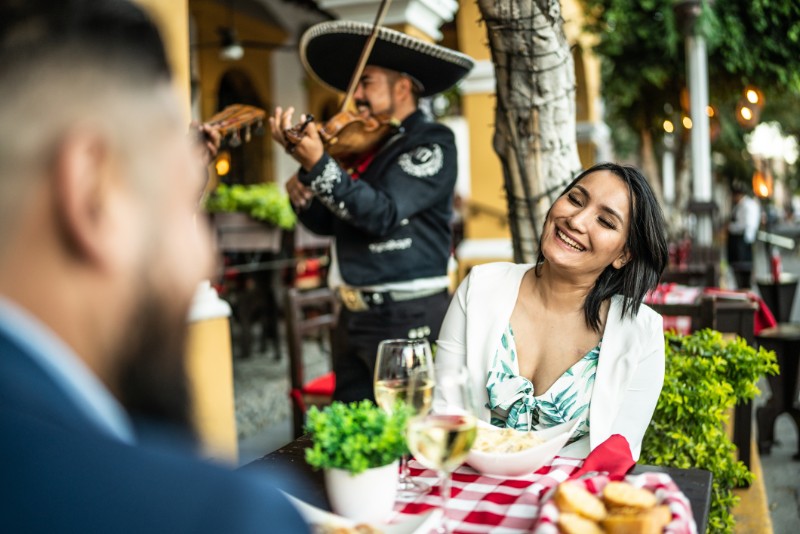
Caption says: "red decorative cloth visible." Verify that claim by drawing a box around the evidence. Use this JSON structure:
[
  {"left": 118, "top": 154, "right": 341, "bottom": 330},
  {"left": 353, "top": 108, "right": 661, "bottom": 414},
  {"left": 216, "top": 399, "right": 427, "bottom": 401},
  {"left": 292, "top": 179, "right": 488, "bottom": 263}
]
[{"left": 568, "top": 434, "right": 635, "bottom": 481}]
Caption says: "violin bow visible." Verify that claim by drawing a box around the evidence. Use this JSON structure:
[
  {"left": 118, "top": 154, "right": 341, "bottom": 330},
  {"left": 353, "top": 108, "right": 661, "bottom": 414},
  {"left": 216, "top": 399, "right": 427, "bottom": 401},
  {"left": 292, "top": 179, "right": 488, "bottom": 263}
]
[{"left": 339, "top": 0, "right": 393, "bottom": 112}]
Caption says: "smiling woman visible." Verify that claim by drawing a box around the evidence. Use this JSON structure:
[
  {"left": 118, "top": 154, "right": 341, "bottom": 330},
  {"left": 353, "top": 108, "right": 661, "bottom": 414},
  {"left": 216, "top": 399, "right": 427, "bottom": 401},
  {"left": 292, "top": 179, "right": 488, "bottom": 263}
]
[{"left": 436, "top": 163, "right": 669, "bottom": 461}]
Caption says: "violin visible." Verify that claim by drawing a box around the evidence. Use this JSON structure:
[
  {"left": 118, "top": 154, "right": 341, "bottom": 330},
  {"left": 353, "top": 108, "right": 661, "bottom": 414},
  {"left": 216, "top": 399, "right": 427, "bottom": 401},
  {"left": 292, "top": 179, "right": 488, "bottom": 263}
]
[
  {"left": 282, "top": 0, "right": 399, "bottom": 168},
  {"left": 284, "top": 110, "right": 400, "bottom": 168}
]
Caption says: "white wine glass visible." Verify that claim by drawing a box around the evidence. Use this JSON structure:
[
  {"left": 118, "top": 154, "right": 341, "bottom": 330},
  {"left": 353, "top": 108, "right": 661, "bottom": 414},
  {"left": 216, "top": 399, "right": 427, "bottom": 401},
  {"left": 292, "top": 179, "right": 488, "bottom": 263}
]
[
  {"left": 374, "top": 339, "right": 435, "bottom": 496},
  {"left": 406, "top": 365, "right": 477, "bottom": 534}
]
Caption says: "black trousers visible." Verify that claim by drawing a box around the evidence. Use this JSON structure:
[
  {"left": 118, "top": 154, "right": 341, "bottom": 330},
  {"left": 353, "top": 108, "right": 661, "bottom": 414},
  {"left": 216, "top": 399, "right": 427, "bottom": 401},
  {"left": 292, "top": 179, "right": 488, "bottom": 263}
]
[
  {"left": 727, "top": 233, "right": 753, "bottom": 289},
  {"left": 331, "top": 290, "right": 451, "bottom": 404}
]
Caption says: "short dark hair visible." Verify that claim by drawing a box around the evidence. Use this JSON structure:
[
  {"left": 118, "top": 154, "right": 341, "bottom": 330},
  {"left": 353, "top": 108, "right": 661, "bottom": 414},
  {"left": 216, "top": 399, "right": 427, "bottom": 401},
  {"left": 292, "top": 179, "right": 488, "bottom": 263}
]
[
  {"left": 535, "top": 162, "right": 668, "bottom": 331},
  {"left": 0, "top": 0, "right": 169, "bottom": 82}
]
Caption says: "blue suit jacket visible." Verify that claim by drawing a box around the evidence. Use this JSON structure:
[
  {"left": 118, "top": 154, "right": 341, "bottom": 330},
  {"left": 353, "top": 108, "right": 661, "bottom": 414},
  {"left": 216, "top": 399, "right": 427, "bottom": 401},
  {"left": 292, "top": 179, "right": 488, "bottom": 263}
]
[{"left": 0, "top": 331, "right": 310, "bottom": 533}]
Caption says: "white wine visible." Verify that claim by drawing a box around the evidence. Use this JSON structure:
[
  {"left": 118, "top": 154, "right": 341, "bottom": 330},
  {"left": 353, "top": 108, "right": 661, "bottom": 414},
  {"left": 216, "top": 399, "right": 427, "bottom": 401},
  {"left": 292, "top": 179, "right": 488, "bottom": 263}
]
[
  {"left": 374, "top": 378, "right": 434, "bottom": 415},
  {"left": 407, "top": 414, "right": 477, "bottom": 472}
]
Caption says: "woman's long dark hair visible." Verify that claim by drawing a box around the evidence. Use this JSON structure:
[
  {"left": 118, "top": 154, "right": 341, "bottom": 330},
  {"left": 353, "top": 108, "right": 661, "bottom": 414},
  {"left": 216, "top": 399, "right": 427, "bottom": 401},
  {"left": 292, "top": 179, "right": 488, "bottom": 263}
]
[{"left": 535, "top": 163, "right": 668, "bottom": 331}]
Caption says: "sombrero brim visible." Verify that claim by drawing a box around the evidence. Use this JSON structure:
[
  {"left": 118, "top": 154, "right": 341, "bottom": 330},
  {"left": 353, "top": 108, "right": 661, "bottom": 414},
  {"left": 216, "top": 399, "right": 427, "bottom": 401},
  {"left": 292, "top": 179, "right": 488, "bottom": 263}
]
[{"left": 300, "top": 21, "right": 475, "bottom": 98}]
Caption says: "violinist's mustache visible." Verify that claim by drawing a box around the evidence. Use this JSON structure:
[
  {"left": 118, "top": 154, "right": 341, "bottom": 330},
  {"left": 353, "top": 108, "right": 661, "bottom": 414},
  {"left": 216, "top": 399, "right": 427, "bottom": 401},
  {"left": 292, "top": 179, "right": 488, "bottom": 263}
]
[{"left": 355, "top": 100, "right": 371, "bottom": 111}]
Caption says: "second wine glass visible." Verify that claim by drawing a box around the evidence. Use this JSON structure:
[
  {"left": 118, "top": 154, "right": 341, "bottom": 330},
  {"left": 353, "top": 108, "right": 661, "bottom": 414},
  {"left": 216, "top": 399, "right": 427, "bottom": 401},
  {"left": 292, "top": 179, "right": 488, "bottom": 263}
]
[{"left": 374, "top": 338, "right": 435, "bottom": 496}]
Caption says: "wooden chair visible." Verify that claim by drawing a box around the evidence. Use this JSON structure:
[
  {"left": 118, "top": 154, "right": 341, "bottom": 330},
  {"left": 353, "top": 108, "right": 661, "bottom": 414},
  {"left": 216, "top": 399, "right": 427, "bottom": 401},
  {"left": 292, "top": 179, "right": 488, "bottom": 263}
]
[{"left": 285, "top": 287, "right": 339, "bottom": 438}]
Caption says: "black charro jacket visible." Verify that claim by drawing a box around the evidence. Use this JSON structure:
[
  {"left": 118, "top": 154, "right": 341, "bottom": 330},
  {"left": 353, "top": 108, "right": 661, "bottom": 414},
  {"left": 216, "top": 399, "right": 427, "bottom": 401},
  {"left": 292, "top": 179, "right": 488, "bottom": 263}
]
[{"left": 296, "top": 110, "right": 456, "bottom": 287}]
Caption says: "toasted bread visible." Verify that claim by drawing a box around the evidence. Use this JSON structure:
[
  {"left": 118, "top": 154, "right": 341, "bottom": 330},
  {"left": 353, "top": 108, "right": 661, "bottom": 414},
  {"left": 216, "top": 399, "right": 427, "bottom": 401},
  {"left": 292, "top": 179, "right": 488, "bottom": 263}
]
[
  {"left": 558, "top": 512, "right": 605, "bottom": 534},
  {"left": 603, "top": 481, "right": 658, "bottom": 510},
  {"left": 602, "top": 505, "right": 671, "bottom": 534},
  {"left": 554, "top": 482, "right": 608, "bottom": 522}
]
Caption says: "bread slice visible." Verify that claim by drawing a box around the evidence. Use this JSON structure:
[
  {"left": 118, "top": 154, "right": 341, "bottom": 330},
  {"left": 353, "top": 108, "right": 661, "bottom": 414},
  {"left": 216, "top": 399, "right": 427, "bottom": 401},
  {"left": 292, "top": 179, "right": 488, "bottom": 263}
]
[
  {"left": 558, "top": 512, "right": 604, "bottom": 534},
  {"left": 554, "top": 482, "right": 608, "bottom": 522},
  {"left": 602, "top": 481, "right": 658, "bottom": 510},
  {"left": 602, "top": 505, "right": 672, "bottom": 534}
]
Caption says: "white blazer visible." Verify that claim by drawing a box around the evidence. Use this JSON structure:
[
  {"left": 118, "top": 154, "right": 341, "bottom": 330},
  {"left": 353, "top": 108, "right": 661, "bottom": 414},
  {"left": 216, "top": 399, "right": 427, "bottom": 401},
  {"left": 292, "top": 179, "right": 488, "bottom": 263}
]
[{"left": 436, "top": 262, "right": 665, "bottom": 460}]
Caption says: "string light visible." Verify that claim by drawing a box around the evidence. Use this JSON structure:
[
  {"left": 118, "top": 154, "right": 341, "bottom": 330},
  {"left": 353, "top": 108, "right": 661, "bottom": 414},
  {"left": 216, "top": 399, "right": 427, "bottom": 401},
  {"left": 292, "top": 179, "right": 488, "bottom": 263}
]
[
  {"left": 682, "top": 116, "right": 693, "bottom": 129},
  {"left": 663, "top": 120, "right": 675, "bottom": 134},
  {"left": 215, "top": 150, "right": 231, "bottom": 176}
]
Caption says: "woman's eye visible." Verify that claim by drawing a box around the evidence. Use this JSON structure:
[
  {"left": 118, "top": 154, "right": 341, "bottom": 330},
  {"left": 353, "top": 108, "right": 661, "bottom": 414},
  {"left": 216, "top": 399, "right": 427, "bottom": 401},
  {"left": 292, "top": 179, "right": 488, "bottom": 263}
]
[
  {"left": 567, "top": 193, "right": 581, "bottom": 206},
  {"left": 599, "top": 218, "right": 616, "bottom": 229}
]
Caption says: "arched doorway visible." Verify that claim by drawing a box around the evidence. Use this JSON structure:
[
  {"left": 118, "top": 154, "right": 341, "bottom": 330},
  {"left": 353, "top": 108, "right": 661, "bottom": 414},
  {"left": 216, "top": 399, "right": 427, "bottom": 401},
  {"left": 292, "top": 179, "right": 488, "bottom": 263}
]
[{"left": 217, "top": 69, "right": 266, "bottom": 185}]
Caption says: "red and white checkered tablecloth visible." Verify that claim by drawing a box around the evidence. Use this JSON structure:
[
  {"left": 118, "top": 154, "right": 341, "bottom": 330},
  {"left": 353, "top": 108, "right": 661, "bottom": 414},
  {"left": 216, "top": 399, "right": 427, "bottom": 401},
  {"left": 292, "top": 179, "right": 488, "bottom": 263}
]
[
  {"left": 645, "top": 283, "right": 703, "bottom": 335},
  {"left": 388, "top": 457, "right": 696, "bottom": 534},
  {"left": 388, "top": 456, "right": 582, "bottom": 533}
]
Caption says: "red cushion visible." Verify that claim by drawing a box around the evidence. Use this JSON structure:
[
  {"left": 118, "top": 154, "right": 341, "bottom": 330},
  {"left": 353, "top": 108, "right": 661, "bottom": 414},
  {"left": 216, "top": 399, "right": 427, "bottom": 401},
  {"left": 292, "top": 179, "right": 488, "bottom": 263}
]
[{"left": 302, "top": 372, "right": 335, "bottom": 396}]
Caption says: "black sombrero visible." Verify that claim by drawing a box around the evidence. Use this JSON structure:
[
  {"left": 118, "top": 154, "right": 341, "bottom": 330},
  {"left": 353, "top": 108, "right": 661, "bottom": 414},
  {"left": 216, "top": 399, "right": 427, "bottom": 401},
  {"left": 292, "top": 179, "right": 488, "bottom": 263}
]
[{"left": 300, "top": 21, "right": 475, "bottom": 98}]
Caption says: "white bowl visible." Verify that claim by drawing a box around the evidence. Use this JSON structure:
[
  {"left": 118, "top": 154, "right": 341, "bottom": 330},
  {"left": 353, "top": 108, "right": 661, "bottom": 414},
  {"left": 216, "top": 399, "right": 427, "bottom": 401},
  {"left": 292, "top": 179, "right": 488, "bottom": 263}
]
[{"left": 466, "top": 418, "right": 581, "bottom": 477}]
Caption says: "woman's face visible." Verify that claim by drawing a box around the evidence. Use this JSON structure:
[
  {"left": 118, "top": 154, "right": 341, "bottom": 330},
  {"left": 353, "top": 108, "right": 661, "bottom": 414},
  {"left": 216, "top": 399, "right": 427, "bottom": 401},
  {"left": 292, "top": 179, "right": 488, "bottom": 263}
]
[{"left": 540, "top": 170, "right": 632, "bottom": 278}]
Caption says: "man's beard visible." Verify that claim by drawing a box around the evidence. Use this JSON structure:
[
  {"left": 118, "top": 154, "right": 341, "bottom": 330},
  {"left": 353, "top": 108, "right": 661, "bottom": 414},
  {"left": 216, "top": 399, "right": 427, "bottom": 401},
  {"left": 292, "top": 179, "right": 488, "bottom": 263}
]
[{"left": 115, "top": 285, "right": 195, "bottom": 436}]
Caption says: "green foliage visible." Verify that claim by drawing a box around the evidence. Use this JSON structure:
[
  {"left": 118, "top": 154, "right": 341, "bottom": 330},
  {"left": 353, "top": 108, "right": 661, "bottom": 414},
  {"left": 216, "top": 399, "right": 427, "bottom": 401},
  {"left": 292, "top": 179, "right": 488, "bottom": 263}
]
[
  {"left": 582, "top": 0, "right": 800, "bottom": 172},
  {"left": 641, "top": 330, "right": 779, "bottom": 533},
  {"left": 204, "top": 183, "right": 296, "bottom": 230},
  {"left": 305, "top": 400, "right": 409, "bottom": 475}
]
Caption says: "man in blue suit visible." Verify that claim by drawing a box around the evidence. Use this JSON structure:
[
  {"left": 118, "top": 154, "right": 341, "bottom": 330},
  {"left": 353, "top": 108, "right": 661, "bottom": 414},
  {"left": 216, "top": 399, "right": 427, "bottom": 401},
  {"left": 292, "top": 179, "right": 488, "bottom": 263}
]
[{"left": 0, "top": 1, "right": 309, "bottom": 532}]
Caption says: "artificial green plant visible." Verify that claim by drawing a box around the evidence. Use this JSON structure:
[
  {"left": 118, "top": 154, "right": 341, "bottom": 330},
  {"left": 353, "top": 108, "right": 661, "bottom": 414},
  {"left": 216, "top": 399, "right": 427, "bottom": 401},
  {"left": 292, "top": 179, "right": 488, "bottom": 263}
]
[{"left": 305, "top": 400, "right": 409, "bottom": 475}]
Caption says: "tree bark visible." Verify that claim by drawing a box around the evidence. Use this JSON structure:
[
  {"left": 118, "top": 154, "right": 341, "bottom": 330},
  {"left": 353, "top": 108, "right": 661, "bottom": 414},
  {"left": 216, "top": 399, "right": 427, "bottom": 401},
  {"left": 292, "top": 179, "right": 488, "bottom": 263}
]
[
  {"left": 476, "top": 0, "right": 582, "bottom": 263},
  {"left": 638, "top": 127, "right": 664, "bottom": 205}
]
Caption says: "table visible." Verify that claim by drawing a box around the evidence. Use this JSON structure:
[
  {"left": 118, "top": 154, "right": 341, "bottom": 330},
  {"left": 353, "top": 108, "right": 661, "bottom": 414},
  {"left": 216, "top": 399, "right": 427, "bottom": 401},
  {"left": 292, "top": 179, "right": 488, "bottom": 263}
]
[
  {"left": 246, "top": 436, "right": 713, "bottom": 533},
  {"left": 756, "top": 323, "right": 800, "bottom": 459}
]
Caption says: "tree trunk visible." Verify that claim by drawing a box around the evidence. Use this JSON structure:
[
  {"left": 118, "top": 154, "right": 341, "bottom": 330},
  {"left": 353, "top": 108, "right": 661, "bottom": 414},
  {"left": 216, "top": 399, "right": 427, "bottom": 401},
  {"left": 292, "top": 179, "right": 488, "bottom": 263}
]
[
  {"left": 639, "top": 127, "right": 664, "bottom": 205},
  {"left": 476, "top": 0, "right": 582, "bottom": 263}
]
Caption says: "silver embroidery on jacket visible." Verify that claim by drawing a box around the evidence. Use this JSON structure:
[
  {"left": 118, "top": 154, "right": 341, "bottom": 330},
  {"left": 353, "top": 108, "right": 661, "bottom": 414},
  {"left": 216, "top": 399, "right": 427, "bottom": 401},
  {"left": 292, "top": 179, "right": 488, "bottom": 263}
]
[
  {"left": 398, "top": 144, "right": 443, "bottom": 178},
  {"left": 368, "top": 238, "right": 413, "bottom": 254},
  {"left": 311, "top": 158, "right": 352, "bottom": 220}
]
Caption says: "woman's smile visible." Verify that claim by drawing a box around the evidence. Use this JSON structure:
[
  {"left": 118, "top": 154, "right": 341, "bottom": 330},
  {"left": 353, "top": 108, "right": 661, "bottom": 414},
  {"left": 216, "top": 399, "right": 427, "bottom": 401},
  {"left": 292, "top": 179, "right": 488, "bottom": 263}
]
[{"left": 555, "top": 227, "right": 586, "bottom": 252}]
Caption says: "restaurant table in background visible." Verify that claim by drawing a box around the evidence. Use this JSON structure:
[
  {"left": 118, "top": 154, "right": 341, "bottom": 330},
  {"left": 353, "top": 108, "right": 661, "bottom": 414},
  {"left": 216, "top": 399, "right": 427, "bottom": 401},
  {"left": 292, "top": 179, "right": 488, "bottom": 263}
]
[{"left": 245, "top": 436, "right": 712, "bottom": 533}]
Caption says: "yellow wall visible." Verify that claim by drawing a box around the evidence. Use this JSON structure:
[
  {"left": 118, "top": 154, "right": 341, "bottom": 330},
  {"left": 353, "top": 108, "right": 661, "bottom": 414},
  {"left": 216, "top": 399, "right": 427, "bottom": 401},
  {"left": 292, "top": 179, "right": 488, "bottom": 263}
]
[{"left": 134, "top": 0, "right": 191, "bottom": 121}]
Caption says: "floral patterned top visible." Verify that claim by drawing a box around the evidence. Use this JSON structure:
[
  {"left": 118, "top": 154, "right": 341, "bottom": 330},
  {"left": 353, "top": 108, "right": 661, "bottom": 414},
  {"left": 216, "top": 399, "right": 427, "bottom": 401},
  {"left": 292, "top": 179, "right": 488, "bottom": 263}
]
[{"left": 486, "top": 324, "right": 600, "bottom": 445}]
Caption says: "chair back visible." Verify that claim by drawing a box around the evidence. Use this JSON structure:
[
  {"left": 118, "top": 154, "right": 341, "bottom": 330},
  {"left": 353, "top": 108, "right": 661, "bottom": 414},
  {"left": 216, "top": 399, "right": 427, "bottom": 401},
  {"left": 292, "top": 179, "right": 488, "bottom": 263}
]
[{"left": 285, "top": 287, "right": 339, "bottom": 437}]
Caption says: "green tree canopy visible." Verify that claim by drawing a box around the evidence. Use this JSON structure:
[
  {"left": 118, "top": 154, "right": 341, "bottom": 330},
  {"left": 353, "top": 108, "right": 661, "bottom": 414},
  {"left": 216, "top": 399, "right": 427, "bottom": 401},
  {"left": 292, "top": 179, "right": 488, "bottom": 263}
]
[{"left": 582, "top": 0, "right": 800, "bottom": 194}]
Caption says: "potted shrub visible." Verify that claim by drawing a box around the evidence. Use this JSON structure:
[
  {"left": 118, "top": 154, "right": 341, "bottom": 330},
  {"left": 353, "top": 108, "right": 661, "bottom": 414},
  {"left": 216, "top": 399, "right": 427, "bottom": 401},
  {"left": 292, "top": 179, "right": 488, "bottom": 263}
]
[
  {"left": 204, "top": 183, "right": 295, "bottom": 251},
  {"left": 640, "top": 329, "right": 778, "bottom": 533},
  {"left": 305, "top": 400, "right": 409, "bottom": 523}
]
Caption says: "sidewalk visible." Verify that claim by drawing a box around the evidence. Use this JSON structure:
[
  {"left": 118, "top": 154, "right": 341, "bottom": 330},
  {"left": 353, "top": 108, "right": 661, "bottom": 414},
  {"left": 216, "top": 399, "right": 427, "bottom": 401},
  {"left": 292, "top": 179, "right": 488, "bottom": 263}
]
[{"left": 754, "top": 245, "right": 800, "bottom": 533}]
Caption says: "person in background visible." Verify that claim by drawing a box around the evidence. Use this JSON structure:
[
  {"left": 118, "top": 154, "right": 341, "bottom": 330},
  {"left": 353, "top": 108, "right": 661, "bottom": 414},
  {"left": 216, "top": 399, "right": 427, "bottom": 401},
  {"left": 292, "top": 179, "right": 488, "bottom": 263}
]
[
  {"left": 270, "top": 21, "right": 474, "bottom": 403},
  {"left": 436, "top": 163, "right": 669, "bottom": 461},
  {"left": 727, "top": 182, "right": 761, "bottom": 289},
  {"left": 0, "top": 1, "right": 308, "bottom": 531}
]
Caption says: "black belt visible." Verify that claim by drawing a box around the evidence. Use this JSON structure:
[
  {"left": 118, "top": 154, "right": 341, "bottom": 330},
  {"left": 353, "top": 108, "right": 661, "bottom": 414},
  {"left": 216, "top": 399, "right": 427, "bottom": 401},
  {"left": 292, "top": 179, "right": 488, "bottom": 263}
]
[{"left": 336, "top": 286, "right": 445, "bottom": 312}]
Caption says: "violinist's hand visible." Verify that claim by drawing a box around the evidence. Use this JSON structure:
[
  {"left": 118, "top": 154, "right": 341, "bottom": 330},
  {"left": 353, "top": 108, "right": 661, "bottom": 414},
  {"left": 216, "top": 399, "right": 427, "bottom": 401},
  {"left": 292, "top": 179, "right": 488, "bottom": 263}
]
[
  {"left": 269, "top": 106, "right": 324, "bottom": 171},
  {"left": 190, "top": 121, "right": 223, "bottom": 166},
  {"left": 286, "top": 173, "right": 313, "bottom": 210}
]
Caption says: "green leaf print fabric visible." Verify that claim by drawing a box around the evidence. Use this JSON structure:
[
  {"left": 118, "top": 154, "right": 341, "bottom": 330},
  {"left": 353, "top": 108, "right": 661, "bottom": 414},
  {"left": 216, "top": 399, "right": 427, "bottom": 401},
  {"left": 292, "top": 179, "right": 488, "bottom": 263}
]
[{"left": 486, "top": 324, "right": 599, "bottom": 445}]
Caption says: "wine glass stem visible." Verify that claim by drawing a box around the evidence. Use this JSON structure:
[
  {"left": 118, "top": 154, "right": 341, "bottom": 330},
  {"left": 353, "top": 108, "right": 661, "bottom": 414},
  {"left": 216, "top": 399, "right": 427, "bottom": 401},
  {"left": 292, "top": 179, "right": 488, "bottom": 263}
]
[
  {"left": 438, "top": 470, "right": 452, "bottom": 534},
  {"left": 399, "top": 454, "right": 410, "bottom": 481}
]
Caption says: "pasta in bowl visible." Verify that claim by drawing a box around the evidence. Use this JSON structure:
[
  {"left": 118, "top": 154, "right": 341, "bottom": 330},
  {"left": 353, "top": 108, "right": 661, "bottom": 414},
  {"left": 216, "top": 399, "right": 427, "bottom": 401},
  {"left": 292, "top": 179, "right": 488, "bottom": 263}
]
[{"left": 466, "top": 418, "right": 581, "bottom": 477}]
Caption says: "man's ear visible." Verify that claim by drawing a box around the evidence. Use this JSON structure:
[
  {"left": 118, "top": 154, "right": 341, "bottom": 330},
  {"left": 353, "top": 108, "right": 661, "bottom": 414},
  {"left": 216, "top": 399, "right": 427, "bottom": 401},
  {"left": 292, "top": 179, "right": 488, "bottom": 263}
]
[
  {"left": 613, "top": 249, "right": 632, "bottom": 270},
  {"left": 52, "top": 129, "right": 112, "bottom": 266}
]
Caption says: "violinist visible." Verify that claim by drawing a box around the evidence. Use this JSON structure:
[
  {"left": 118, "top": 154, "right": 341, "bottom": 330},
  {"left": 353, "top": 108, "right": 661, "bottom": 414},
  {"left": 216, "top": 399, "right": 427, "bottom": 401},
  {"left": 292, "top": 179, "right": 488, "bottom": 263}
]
[{"left": 270, "top": 21, "right": 474, "bottom": 403}]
